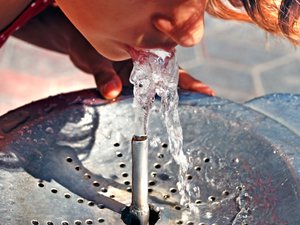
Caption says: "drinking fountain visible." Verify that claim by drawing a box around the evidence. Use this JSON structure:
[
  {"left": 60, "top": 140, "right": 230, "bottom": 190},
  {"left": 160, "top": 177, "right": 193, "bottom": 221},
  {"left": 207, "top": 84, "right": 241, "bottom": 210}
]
[{"left": 0, "top": 88, "right": 299, "bottom": 225}]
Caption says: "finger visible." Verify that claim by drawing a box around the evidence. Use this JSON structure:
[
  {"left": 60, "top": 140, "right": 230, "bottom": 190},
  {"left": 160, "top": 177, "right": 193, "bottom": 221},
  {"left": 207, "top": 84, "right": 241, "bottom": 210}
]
[
  {"left": 178, "top": 68, "right": 215, "bottom": 96},
  {"left": 112, "top": 59, "right": 133, "bottom": 86},
  {"left": 94, "top": 68, "right": 123, "bottom": 100}
]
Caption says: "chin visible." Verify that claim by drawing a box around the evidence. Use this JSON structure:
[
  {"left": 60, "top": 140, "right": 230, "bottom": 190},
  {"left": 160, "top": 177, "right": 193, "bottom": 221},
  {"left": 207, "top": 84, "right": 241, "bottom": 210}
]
[
  {"left": 95, "top": 43, "right": 132, "bottom": 61},
  {"left": 104, "top": 51, "right": 131, "bottom": 61}
]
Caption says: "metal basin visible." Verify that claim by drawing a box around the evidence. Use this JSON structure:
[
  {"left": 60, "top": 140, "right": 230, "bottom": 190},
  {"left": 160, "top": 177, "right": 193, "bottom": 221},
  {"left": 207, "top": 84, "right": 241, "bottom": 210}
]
[{"left": 0, "top": 89, "right": 299, "bottom": 225}]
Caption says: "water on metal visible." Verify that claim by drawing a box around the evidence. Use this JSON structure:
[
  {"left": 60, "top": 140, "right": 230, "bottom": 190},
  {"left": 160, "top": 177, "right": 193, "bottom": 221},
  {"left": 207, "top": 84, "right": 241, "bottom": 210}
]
[{"left": 0, "top": 89, "right": 300, "bottom": 225}]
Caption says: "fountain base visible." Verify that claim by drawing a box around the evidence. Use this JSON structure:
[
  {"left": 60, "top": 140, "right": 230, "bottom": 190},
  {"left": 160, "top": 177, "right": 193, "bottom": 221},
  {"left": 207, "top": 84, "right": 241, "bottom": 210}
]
[{"left": 0, "top": 89, "right": 299, "bottom": 224}]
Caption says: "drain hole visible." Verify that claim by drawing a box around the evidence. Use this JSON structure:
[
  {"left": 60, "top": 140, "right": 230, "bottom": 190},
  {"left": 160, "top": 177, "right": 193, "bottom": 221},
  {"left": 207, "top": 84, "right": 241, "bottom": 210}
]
[
  {"left": 51, "top": 188, "right": 58, "bottom": 194},
  {"left": 93, "top": 181, "right": 100, "bottom": 187},
  {"left": 110, "top": 195, "right": 115, "bottom": 198},
  {"left": 85, "top": 219, "right": 93, "bottom": 224},
  {"left": 208, "top": 196, "right": 216, "bottom": 202},
  {"left": 187, "top": 222, "right": 194, "bottom": 225},
  {"left": 236, "top": 186, "right": 242, "bottom": 191},
  {"left": 186, "top": 174, "right": 193, "bottom": 180},
  {"left": 170, "top": 188, "right": 177, "bottom": 193},
  {"left": 148, "top": 188, "right": 153, "bottom": 193},
  {"left": 203, "top": 157, "right": 210, "bottom": 163},
  {"left": 101, "top": 187, "right": 108, "bottom": 193},
  {"left": 127, "top": 187, "right": 132, "bottom": 192},
  {"left": 124, "top": 180, "right": 131, "bottom": 185},
  {"left": 98, "top": 218, "right": 105, "bottom": 223},
  {"left": 75, "top": 166, "right": 81, "bottom": 171},
  {"left": 66, "top": 157, "right": 73, "bottom": 163},
  {"left": 154, "top": 163, "right": 161, "bottom": 169},
  {"left": 98, "top": 204, "right": 105, "bottom": 209},
  {"left": 194, "top": 166, "right": 201, "bottom": 171},
  {"left": 37, "top": 182, "right": 44, "bottom": 188},
  {"left": 119, "top": 163, "right": 126, "bottom": 168},
  {"left": 116, "top": 152, "right": 123, "bottom": 157},
  {"left": 74, "top": 220, "right": 82, "bottom": 225},
  {"left": 61, "top": 221, "right": 69, "bottom": 225},
  {"left": 77, "top": 198, "right": 84, "bottom": 203},
  {"left": 47, "top": 222, "right": 54, "bottom": 225},
  {"left": 195, "top": 200, "right": 202, "bottom": 205},
  {"left": 114, "top": 143, "right": 120, "bottom": 147},
  {"left": 174, "top": 205, "right": 181, "bottom": 210},
  {"left": 151, "top": 172, "right": 157, "bottom": 177},
  {"left": 163, "top": 194, "right": 170, "bottom": 199},
  {"left": 122, "top": 172, "right": 129, "bottom": 177},
  {"left": 84, "top": 173, "right": 91, "bottom": 179},
  {"left": 176, "top": 220, "right": 183, "bottom": 224},
  {"left": 88, "top": 201, "right": 95, "bottom": 206},
  {"left": 149, "top": 180, "right": 156, "bottom": 186},
  {"left": 64, "top": 193, "right": 71, "bottom": 199},
  {"left": 157, "top": 153, "right": 164, "bottom": 158},
  {"left": 222, "top": 190, "right": 230, "bottom": 196},
  {"left": 31, "top": 220, "right": 39, "bottom": 225},
  {"left": 161, "top": 143, "right": 168, "bottom": 148}
]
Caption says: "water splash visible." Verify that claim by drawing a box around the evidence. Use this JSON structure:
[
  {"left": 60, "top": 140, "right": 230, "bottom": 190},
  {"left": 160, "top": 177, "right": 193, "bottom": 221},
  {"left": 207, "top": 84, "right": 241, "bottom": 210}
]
[{"left": 128, "top": 47, "right": 193, "bottom": 208}]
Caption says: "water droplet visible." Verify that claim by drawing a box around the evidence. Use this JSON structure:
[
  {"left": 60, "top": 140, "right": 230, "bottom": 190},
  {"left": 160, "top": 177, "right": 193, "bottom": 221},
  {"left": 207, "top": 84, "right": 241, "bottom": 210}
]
[
  {"left": 204, "top": 211, "right": 213, "bottom": 219},
  {"left": 45, "top": 127, "right": 54, "bottom": 134},
  {"left": 157, "top": 57, "right": 164, "bottom": 65}
]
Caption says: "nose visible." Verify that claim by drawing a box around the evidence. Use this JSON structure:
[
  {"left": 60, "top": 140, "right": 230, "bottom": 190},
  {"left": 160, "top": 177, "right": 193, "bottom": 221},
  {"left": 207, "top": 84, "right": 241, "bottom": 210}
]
[{"left": 152, "top": 9, "right": 204, "bottom": 47}]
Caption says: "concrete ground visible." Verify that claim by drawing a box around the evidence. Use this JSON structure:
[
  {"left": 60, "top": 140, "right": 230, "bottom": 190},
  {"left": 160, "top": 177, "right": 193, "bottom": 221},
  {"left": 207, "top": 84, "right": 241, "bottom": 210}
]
[{"left": 0, "top": 15, "right": 299, "bottom": 116}]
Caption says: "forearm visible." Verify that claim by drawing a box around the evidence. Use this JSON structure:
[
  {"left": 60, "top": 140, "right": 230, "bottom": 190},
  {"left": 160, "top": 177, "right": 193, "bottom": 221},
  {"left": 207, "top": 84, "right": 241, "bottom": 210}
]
[
  {"left": 12, "top": 5, "right": 107, "bottom": 74},
  {"left": 12, "top": 6, "right": 77, "bottom": 54}
]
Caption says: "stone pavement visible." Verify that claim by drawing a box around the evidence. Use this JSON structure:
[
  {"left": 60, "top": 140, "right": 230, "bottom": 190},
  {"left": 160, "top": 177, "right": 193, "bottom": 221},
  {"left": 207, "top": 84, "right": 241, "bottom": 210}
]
[{"left": 0, "top": 15, "right": 300, "bottom": 116}]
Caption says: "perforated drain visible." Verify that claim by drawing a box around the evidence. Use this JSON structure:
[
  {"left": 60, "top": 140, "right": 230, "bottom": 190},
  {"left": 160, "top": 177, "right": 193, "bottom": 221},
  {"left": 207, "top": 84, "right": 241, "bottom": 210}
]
[{"left": 0, "top": 89, "right": 299, "bottom": 224}]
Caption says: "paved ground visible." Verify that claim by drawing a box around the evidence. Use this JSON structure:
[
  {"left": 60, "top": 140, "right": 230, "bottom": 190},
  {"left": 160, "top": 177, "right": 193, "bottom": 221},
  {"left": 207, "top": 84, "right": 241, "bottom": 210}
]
[{"left": 0, "top": 15, "right": 299, "bottom": 115}]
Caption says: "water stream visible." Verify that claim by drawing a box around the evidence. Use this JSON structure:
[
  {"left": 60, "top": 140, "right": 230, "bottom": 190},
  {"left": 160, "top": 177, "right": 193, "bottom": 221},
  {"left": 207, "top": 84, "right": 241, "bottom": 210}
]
[{"left": 128, "top": 48, "right": 197, "bottom": 212}]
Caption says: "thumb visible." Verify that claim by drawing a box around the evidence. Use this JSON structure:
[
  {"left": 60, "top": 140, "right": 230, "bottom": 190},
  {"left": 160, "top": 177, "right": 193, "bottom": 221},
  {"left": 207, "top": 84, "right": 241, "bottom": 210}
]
[{"left": 94, "top": 71, "right": 123, "bottom": 100}]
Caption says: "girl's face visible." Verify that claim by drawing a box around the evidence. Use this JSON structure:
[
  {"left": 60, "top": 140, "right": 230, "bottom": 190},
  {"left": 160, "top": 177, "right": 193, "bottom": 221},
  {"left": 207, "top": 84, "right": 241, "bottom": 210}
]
[{"left": 56, "top": 0, "right": 207, "bottom": 61}]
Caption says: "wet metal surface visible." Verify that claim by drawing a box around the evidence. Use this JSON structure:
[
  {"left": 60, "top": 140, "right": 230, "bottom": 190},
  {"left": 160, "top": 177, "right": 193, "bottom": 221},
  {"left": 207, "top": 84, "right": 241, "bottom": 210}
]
[{"left": 0, "top": 89, "right": 300, "bottom": 225}]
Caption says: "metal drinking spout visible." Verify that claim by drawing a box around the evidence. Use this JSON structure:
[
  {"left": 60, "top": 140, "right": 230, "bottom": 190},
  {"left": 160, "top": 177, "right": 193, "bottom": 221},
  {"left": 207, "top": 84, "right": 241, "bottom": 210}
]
[
  {"left": 124, "top": 135, "right": 149, "bottom": 225},
  {"left": 121, "top": 135, "right": 160, "bottom": 225},
  {"left": 131, "top": 135, "right": 149, "bottom": 215}
]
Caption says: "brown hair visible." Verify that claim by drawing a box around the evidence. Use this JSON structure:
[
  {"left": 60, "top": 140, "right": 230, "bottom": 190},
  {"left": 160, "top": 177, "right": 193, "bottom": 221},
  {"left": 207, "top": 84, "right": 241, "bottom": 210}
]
[{"left": 206, "top": 0, "right": 300, "bottom": 44}]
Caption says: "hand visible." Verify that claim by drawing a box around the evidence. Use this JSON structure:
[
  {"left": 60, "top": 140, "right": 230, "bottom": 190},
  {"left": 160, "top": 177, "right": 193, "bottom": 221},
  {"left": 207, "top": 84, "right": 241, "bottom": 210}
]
[
  {"left": 94, "top": 59, "right": 215, "bottom": 99},
  {"left": 13, "top": 6, "right": 214, "bottom": 99}
]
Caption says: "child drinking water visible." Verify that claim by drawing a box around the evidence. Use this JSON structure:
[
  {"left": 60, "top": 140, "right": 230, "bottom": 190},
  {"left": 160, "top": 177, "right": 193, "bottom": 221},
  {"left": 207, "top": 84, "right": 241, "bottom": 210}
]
[{"left": 0, "top": 0, "right": 299, "bottom": 99}]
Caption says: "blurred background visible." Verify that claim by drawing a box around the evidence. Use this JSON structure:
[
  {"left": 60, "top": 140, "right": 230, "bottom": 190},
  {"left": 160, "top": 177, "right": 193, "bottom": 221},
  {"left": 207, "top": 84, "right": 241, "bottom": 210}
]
[{"left": 0, "top": 15, "right": 299, "bottom": 116}]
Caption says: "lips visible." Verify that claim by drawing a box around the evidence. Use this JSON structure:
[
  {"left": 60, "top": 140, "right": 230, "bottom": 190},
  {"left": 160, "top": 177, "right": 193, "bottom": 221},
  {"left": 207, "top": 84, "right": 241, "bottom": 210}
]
[
  {"left": 160, "top": 42, "right": 177, "bottom": 52},
  {"left": 127, "top": 41, "right": 177, "bottom": 53}
]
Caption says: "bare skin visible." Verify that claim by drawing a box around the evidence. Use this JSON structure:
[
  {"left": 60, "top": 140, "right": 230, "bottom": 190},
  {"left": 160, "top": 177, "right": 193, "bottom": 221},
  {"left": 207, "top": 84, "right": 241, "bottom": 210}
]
[
  {"left": 0, "top": 0, "right": 30, "bottom": 31},
  {"left": 55, "top": 0, "right": 207, "bottom": 60},
  {"left": 1, "top": 0, "right": 215, "bottom": 99}
]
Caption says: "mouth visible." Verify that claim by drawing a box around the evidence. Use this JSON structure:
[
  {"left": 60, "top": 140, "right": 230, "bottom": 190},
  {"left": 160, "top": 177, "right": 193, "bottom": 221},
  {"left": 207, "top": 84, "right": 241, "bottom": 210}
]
[
  {"left": 159, "top": 43, "right": 177, "bottom": 52},
  {"left": 125, "top": 41, "right": 177, "bottom": 56}
]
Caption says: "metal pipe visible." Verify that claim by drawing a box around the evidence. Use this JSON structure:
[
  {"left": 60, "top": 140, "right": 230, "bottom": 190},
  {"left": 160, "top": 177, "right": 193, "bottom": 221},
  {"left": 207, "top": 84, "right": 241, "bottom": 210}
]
[
  {"left": 129, "top": 135, "right": 149, "bottom": 224},
  {"left": 121, "top": 135, "right": 160, "bottom": 225}
]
